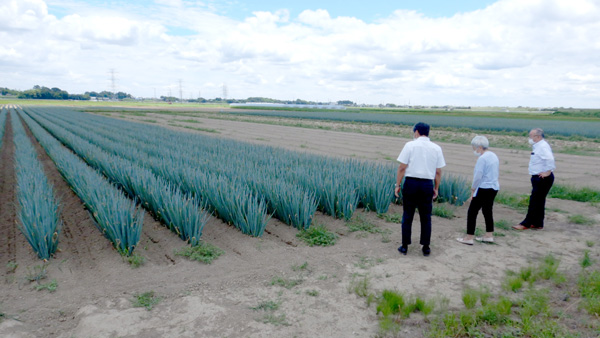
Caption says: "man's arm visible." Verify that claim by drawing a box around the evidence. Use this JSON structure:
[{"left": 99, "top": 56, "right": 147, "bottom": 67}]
[
  {"left": 395, "top": 163, "right": 408, "bottom": 197},
  {"left": 433, "top": 168, "right": 442, "bottom": 200}
]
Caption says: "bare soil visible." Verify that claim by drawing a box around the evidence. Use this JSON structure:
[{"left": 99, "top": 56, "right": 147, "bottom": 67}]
[{"left": 0, "top": 111, "right": 599, "bottom": 337}]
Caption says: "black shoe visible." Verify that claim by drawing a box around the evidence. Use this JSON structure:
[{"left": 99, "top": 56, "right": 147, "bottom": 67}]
[
  {"left": 422, "top": 246, "right": 431, "bottom": 256},
  {"left": 398, "top": 245, "right": 408, "bottom": 255}
]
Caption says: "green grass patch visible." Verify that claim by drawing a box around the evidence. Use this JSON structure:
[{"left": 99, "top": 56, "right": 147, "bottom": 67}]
[
  {"left": 175, "top": 119, "right": 202, "bottom": 123},
  {"left": 132, "top": 291, "right": 161, "bottom": 311},
  {"left": 306, "top": 289, "right": 320, "bottom": 297},
  {"left": 125, "top": 253, "right": 145, "bottom": 268},
  {"left": 348, "top": 274, "right": 371, "bottom": 298},
  {"left": 35, "top": 279, "right": 58, "bottom": 292},
  {"left": 270, "top": 276, "right": 303, "bottom": 289},
  {"left": 578, "top": 270, "right": 600, "bottom": 315},
  {"left": 581, "top": 250, "right": 594, "bottom": 268},
  {"left": 550, "top": 184, "right": 600, "bottom": 203},
  {"left": 251, "top": 300, "right": 281, "bottom": 312},
  {"left": 296, "top": 224, "right": 338, "bottom": 247},
  {"left": 346, "top": 213, "right": 382, "bottom": 233},
  {"left": 432, "top": 203, "right": 455, "bottom": 218},
  {"left": 291, "top": 261, "right": 309, "bottom": 272},
  {"left": 259, "top": 313, "right": 290, "bottom": 326},
  {"left": 568, "top": 214, "right": 595, "bottom": 225},
  {"left": 495, "top": 192, "right": 529, "bottom": 210},
  {"left": 494, "top": 219, "right": 511, "bottom": 231},
  {"left": 174, "top": 242, "right": 224, "bottom": 264},
  {"left": 378, "top": 212, "right": 402, "bottom": 223}
]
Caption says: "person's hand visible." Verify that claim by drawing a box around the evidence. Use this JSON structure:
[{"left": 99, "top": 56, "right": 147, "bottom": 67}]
[
  {"left": 433, "top": 188, "right": 438, "bottom": 200},
  {"left": 394, "top": 185, "right": 401, "bottom": 198}
]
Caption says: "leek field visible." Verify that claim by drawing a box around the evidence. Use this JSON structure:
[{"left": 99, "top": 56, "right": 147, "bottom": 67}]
[{"left": 224, "top": 108, "right": 600, "bottom": 138}]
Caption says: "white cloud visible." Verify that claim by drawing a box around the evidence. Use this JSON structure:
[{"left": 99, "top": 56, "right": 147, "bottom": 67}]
[{"left": 1, "top": 0, "right": 600, "bottom": 107}]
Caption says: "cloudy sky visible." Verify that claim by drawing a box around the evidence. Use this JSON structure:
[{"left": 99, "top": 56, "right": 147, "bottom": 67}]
[{"left": 1, "top": 0, "right": 599, "bottom": 107}]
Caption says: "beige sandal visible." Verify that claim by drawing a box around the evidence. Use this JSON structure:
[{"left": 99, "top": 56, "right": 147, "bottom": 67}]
[
  {"left": 475, "top": 236, "right": 494, "bottom": 243},
  {"left": 456, "top": 238, "right": 474, "bottom": 245}
]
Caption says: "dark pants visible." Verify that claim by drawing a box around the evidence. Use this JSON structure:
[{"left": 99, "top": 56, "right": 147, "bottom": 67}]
[
  {"left": 521, "top": 173, "right": 554, "bottom": 228},
  {"left": 402, "top": 177, "right": 434, "bottom": 246},
  {"left": 467, "top": 188, "right": 498, "bottom": 235}
]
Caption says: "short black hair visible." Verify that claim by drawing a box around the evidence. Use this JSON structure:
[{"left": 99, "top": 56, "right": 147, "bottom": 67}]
[{"left": 413, "top": 122, "right": 430, "bottom": 136}]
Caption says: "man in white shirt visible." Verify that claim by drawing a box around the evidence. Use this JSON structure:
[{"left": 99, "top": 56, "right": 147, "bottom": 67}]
[
  {"left": 395, "top": 122, "right": 446, "bottom": 256},
  {"left": 513, "top": 128, "right": 555, "bottom": 230}
]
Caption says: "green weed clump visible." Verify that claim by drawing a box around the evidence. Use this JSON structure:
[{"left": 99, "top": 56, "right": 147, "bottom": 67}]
[
  {"left": 270, "top": 276, "right": 303, "bottom": 289},
  {"left": 296, "top": 224, "right": 338, "bottom": 247},
  {"left": 581, "top": 250, "right": 594, "bottom": 268},
  {"left": 174, "top": 242, "right": 224, "bottom": 264},
  {"left": 35, "top": 279, "right": 58, "bottom": 292},
  {"left": 132, "top": 291, "right": 161, "bottom": 311},
  {"left": 126, "top": 253, "right": 146, "bottom": 268}
]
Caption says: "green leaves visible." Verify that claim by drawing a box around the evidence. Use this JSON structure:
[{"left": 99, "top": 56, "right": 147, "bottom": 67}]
[
  {"left": 21, "top": 109, "right": 144, "bottom": 256},
  {"left": 11, "top": 110, "right": 62, "bottom": 260}
]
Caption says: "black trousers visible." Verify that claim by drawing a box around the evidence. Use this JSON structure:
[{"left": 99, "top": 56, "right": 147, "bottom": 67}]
[
  {"left": 521, "top": 173, "right": 554, "bottom": 228},
  {"left": 467, "top": 188, "right": 498, "bottom": 235},
  {"left": 401, "top": 177, "right": 434, "bottom": 246}
]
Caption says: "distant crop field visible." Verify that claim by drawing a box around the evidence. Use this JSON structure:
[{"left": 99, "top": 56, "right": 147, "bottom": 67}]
[{"left": 224, "top": 109, "right": 600, "bottom": 138}]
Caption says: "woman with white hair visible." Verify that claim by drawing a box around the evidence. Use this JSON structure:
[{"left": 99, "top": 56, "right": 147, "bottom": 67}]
[{"left": 457, "top": 135, "right": 500, "bottom": 245}]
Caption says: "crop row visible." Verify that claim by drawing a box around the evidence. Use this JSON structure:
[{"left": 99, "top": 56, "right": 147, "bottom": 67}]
[
  {"left": 223, "top": 110, "right": 600, "bottom": 138},
  {"left": 25, "top": 107, "right": 400, "bottom": 234},
  {"left": 17, "top": 109, "right": 145, "bottom": 255},
  {"left": 21, "top": 108, "right": 212, "bottom": 246},
  {"left": 11, "top": 109, "right": 62, "bottom": 259}
]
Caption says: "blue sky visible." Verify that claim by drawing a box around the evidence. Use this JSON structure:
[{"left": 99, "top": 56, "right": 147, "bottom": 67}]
[
  {"left": 2, "top": 0, "right": 600, "bottom": 107},
  {"left": 214, "top": 0, "right": 498, "bottom": 21},
  {"left": 47, "top": 0, "right": 497, "bottom": 22}
]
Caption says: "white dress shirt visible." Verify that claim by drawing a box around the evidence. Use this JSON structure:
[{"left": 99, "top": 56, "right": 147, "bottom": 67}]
[
  {"left": 397, "top": 136, "right": 446, "bottom": 180},
  {"left": 472, "top": 151, "right": 500, "bottom": 197},
  {"left": 528, "top": 139, "right": 555, "bottom": 175}
]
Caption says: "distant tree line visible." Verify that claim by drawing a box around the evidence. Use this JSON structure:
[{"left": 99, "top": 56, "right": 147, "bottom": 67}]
[
  {"left": 0, "top": 86, "right": 133, "bottom": 101},
  {"left": 180, "top": 96, "right": 356, "bottom": 106},
  {"left": 3, "top": 86, "right": 359, "bottom": 106}
]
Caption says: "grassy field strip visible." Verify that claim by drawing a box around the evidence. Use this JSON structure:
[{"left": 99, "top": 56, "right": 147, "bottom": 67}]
[
  {"left": 21, "top": 108, "right": 212, "bottom": 246},
  {"left": 10, "top": 109, "right": 62, "bottom": 259},
  {"left": 223, "top": 109, "right": 600, "bottom": 138},
  {"left": 17, "top": 109, "right": 145, "bottom": 256}
]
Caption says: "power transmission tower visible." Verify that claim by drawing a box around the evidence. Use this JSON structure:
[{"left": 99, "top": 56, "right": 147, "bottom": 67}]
[
  {"left": 222, "top": 83, "right": 228, "bottom": 102},
  {"left": 178, "top": 79, "right": 183, "bottom": 103},
  {"left": 109, "top": 68, "right": 117, "bottom": 100}
]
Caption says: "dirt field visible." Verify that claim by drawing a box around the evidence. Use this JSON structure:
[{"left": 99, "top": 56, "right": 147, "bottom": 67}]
[{"left": 0, "top": 111, "right": 599, "bottom": 337}]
